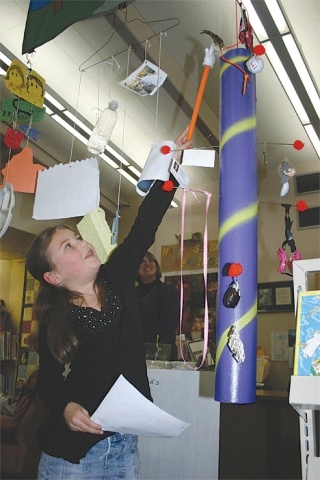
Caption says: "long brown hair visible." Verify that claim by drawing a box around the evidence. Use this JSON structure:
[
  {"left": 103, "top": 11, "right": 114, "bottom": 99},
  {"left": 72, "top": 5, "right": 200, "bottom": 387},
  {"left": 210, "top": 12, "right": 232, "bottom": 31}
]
[{"left": 26, "top": 225, "right": 104, "bottom": 363}]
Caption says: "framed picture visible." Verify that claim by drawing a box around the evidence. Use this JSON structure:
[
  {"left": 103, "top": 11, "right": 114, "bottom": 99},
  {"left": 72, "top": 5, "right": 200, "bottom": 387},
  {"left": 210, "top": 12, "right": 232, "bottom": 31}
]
[
  {"left": 258, "top": 281, "right": 294, "bottom": 312},
  {"left": 164, "top": 270, "right": 218, "bottom": 342},
  {"left": 188, "top": 340, "right": 216, "bottom": 368},
  {"left": 293, "top": 290, "right": 320, "bottom": 375}
]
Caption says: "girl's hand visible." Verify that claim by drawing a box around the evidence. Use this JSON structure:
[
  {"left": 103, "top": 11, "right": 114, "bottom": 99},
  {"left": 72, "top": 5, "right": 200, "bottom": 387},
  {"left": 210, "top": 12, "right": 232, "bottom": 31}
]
[
  {"left": 63, "top": 401, "right": 103, "bottom": 435},
  {"left": 174, "top": 126, "right": 193, "bottom": 162}
]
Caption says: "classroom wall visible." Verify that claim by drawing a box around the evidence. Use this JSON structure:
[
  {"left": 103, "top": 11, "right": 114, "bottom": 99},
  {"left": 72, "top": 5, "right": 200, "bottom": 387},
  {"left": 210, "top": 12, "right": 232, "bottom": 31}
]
[{"left": 119, "top": 168, "right": 320, "bottom": 391}]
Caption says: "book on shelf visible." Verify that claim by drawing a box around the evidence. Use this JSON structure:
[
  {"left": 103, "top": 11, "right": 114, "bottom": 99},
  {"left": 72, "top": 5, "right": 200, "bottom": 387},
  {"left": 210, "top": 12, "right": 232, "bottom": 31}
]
[{"left": 0, "top": 332, "right": 17, "bottom": 361}]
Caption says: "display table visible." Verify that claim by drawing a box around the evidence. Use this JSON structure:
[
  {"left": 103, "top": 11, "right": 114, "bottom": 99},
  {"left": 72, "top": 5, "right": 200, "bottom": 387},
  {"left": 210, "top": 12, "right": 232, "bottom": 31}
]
[{"left": 139, "top": 368, "right": 219, "bottom": 480}]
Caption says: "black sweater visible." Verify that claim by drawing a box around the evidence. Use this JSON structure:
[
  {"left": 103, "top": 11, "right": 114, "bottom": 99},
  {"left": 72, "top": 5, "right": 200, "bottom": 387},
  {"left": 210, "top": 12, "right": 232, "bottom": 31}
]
[{"left": 36, "top": 180, "right": 176, "bottom": 463}]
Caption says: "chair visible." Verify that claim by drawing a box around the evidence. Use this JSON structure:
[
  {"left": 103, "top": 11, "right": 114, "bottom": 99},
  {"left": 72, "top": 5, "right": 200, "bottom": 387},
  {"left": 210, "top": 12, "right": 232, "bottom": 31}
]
[{"left": 0, "top": 370, "right": 47, "bottom": 479}]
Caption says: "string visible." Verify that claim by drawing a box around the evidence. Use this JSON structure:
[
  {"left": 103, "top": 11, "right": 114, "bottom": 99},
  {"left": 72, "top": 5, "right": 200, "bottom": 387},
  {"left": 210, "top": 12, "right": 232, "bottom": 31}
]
[
  {"left": 68, "top": 69, "right": 83, "bottom": 163},
  {"left": 116, "top": 46, "right": 132, "bottom": 212},
  {"left": 80, "top": 16, "right": 180, "bottom": 73},
  {"left": 179, "top": 188, "right": 212, "bottom": 369},
  {"left": 154, "top": 32, "right": 165, "bottom": 144},
  {"left": 144, "top": 39, "right": 150, "bottom": 63}
]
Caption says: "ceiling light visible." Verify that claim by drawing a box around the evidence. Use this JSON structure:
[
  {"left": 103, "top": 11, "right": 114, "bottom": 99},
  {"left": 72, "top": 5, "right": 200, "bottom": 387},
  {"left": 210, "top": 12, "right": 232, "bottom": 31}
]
[
  {"left": 45, "top": 106, "right": 54, "bottom": 115},
  {"left": 51, "top": 114, "right": 88, "bottom": 145},
  {"left": 63, "top": 110, "right": 92, "bottom": 136},
  {"left": 242, "top": 1, "right": 268, "bottom": 40},
  {"left": 263, "top": 41, "right": 310, "bottom": 124},
  {"left": 304, "top": 124, "right": 320, "bottom": 157},
  {"left": 264, "top": 0, "right": 289, "bottom": 34},
  {"left": 282, "top": 34, "right": 320, "bottom": 118},
  {"left": 128, "top": 165, "right": 141, "bottom": 177},
  {"left": 45, "top": 92, "right": 64, "bottom": 111},
  {"left": 106, "top": 145, "right": 129, "bottom": 166},
  {"left": 0, "top": 51, "right": 11, "bottom": 66},
  {"left": 100, "top": 152, "right": 119, "bottom": 169},
  {"left": 117, "top": 169, "right": 138, "bottom": 186},
  {"left": 0, "top": 67, "right": 6, "bottom": 75}
]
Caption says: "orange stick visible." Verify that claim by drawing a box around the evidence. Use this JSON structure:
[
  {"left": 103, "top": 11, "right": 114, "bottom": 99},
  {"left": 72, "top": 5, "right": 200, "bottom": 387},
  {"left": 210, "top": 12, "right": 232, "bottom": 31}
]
[{"left": 187, "top": 65, "right": 211, "bottom": 141}]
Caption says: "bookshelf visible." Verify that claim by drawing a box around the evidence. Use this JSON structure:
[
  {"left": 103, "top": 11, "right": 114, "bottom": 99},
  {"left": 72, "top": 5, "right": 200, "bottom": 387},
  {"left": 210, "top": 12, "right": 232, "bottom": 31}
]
[{"left": 14, "top": 269, "right": 40, "bottom": 400}]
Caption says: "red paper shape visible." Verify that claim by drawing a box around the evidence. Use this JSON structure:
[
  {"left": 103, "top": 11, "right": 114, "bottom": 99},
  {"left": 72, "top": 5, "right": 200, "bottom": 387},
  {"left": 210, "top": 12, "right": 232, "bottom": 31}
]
[
  {"left": 4, "top": 127, "right": 24, "bottom": 149},
  {"left": 0, "top": 147, "right": 46, "bottom": 193}
]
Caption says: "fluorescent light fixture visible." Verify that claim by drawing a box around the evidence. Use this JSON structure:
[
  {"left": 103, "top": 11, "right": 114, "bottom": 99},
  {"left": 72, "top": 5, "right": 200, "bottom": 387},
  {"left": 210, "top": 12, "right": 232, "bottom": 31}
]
[
  {"left": 44, "top": 105, "right": 54, "bottom": 116},
  {"left": 282, "top": 34, "right": 320, "bottom": 118},
  {"left": 128, "top": 165, "right": 141, "bottom": 177},
  {"left": 45, "top": 92, "right": 64, "bottom": 111},
  {"left": 0, "top": 51, "right": 11, "bottom": 66},
  {"left": 265, "top": 0, "right": 289, "bottom": 34},
  {"left": 0, "top": 67, "right": 6, "bottom": 75},
  {"left": 63, "top": 110, "right": 92, "bottom": 136},
  {"left": 304, "top": 124, "right": 320, "bottom": 157},
  {"left": 264, "top": 41, "right": 310, "bottom": 124},
  {"left": 100, "top": 152, "right": 119, "bottom": 169},
  {"left": 106, "top": 145, "right": 129, "bottom": 166},
  {"left": 52, "top": 114, "right": 88, "bottom": 145},
  {"left": 117, "top": 169, "right": 138, "bottom": 186},
  {"left": 242, "top": 1, "right": 268, "bottom": 41}
]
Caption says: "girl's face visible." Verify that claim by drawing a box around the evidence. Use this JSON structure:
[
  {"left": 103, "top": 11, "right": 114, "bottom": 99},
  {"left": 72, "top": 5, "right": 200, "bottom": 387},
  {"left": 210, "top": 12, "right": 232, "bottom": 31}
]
[{"left": 44, "top": 228, "right": 100, "bottom": 289}]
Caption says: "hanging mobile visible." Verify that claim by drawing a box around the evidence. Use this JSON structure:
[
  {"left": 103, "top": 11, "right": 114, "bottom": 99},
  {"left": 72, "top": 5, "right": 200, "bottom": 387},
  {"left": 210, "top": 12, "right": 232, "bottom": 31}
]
[{"left": 223, "top": 262, "right": 243, "bottom": 308}]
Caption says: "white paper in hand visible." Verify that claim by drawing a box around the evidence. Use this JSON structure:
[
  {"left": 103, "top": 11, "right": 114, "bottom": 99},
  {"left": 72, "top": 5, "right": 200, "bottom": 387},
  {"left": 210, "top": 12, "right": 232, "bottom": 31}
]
[{"left": 91, "top": 375, "right": 190, "bottom": 437}]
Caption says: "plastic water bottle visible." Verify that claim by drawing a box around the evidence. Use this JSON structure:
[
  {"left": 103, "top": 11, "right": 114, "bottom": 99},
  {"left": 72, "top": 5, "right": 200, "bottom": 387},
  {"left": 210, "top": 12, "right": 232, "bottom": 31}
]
[{"left": 87, "top": 100, "right": 118, "bottom": 155}]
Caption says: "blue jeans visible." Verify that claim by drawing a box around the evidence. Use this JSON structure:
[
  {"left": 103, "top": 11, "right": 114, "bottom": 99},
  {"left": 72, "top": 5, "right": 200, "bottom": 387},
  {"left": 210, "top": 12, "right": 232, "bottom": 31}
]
[{"left": 37, "top": 434, "right": 140, "bottom": 479}]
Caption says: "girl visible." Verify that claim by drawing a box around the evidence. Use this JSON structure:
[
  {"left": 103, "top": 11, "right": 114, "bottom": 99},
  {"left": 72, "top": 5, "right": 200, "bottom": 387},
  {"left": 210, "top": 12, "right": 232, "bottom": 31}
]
[{"left": 26, "top": 127, "right": 191, "bottom": 479}]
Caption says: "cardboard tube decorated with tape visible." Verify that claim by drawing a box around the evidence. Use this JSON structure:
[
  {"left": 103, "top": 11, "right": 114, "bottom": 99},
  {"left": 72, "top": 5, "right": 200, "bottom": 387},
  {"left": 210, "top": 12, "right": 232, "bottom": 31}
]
[{"left": 137, "top": 141, "right": 176, "bottom": 196}]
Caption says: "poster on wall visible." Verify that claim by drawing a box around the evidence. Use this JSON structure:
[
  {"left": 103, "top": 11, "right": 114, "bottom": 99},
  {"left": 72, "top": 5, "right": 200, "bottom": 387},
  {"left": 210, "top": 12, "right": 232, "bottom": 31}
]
[
  {"left": 293, "top": 290, "right": 320, "bottom": 376},
  {"left": 161, "top": 240, "right": 218, "bottom": 273}
]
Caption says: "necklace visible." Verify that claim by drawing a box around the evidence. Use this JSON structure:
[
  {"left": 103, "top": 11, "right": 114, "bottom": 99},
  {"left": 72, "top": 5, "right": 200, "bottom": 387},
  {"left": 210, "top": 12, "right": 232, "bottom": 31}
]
[{"left": 137, "top": 285, "right": 156, "bottom": 301}]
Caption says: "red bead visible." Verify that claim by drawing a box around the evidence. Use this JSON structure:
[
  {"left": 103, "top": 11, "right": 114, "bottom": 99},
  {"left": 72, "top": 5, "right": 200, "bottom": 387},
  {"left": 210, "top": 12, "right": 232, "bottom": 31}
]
[
  {"left": 293, "top": 140, "right": 304, "bottom": 150},
  {"left": 160, "top": 145, "right": 171, "bottom": 155},
  {"left": 162, "top": 180, "right": 174, "bottom": 192}
]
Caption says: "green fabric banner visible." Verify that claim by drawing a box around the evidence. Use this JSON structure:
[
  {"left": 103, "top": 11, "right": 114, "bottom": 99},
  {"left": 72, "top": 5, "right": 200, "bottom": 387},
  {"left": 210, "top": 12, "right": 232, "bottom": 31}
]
[{"left": 22, "top": 0, "right": 136, "bottom": 54}]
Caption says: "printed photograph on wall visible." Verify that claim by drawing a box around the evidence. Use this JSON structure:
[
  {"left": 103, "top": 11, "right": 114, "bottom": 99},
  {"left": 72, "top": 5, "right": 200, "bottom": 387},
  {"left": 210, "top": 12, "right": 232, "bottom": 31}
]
[
  {"left": 258, "top": 281, "right": 294, "bottom": 312},
  {"left": 164, "top": 270, "right": 218, "bottom": 343}
]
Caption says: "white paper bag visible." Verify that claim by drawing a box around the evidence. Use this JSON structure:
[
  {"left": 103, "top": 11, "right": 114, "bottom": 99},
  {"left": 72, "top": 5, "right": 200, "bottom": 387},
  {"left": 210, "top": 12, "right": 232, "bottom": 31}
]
[{"left": 33, "top": 158, "right": 99, "bottom": 220}]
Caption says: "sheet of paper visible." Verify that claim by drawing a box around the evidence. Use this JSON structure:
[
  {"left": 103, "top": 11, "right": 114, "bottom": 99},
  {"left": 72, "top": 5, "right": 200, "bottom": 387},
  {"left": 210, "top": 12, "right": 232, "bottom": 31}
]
[
  {"left": 33, "top": 157, "right": 99, "bottom": 219},
  {"left": 77, "top": 208, "right": 116, "bottom": 264},
  {"left": 182, "top": 148, "right": 215, "bottom": 167},
  {"left": 119, "top": 60, "right": 167, "bottom": 97},
  {"left": 91, "top": 375, "right": 190, "bottom": 437}
]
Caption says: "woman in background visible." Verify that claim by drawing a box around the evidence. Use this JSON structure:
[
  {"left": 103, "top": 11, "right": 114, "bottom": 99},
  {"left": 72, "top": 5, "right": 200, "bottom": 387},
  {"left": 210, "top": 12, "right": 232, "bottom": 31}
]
[{"left": 136, "top": 252, "right": 180, "bottom": 360}]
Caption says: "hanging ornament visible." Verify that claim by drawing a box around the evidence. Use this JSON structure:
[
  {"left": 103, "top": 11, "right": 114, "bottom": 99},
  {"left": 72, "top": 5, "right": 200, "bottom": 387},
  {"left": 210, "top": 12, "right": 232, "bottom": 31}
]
[
  {"left": 246, "top": 55, "right": 264, "bottom": 74},
  {"left": 4, "top": 127, "right": 24, "bottom": 149},
  {"left": 0, "top": 183, "right": 15, "bottom": 239},
  {"left": 293, "top": 140, "right": 305, "bottom": 150},
  {"left": 277, "top": 203, "right": 302, "bottom": 275},
  {"left": 222, "top": 262, "right": 243, "bottom": 308},
  {"left": 227, "top": 325, "right": 245, "bottom": 363},
  {"left": 223, "top": 279, "right": 241, "bottom": 308},
  {"left": 296, "top": 200, "right": 308, "bottom": 212},
  {"left": 278, "top": 157, "right": 296, "bottom": 197}
]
